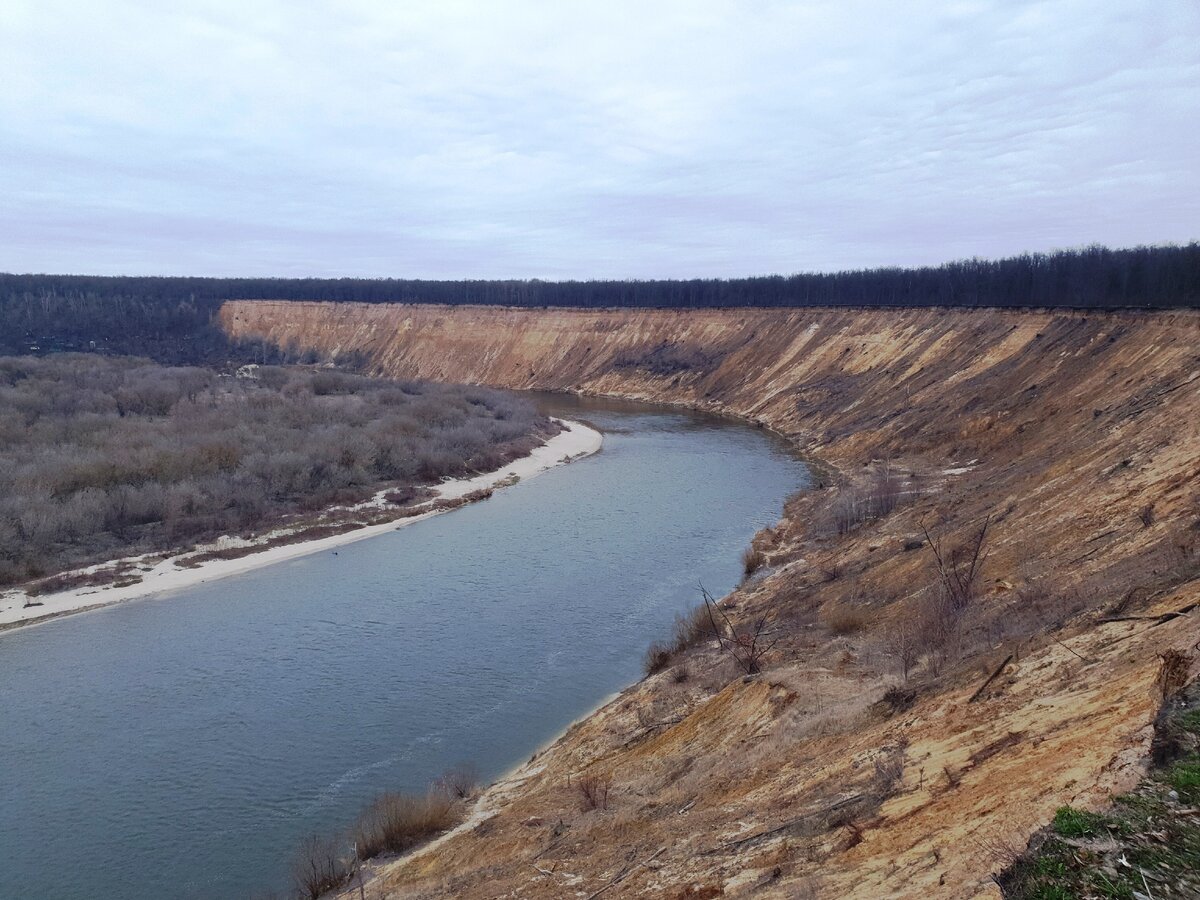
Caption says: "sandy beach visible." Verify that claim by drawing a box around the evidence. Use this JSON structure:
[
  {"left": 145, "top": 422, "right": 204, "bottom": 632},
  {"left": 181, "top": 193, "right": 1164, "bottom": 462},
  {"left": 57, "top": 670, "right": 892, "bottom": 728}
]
[{"left": 0, "top": 418, "right": 602, "bottom": 634}]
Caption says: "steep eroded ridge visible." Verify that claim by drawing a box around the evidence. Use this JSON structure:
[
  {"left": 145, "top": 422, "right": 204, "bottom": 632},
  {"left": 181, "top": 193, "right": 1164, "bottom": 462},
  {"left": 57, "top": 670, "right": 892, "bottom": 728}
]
[{"left": 222, "top": 302, "right": 1200, "bottom": 898}]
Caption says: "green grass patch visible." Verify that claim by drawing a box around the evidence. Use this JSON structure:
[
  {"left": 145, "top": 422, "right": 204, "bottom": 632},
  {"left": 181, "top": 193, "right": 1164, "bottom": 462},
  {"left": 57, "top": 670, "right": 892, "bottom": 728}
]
[
  {"left": 1169, "top": 759, "right": 1200, "bottom": 803},
  {"left": 1177, "top": 708, "right": 1200, "bottom": 735},
  {"left": 1032, "top": 852, "right": 1069, "bottom": 880},
  {"left": 1052, "top": 806, "right": 1110, "bottom": 838},
  {"left": 1088, "top": 870, "right": 1134, "bottom": 899}
]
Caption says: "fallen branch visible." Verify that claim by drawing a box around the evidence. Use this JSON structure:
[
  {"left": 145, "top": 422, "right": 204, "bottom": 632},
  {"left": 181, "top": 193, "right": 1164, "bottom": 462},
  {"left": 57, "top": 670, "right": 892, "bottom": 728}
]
[
  {"left": 968, "top": 653, "right": 1014, "bottom": 703},
  {"left": 584, "top": 847, "right": 666, "bottom": 899},
  {"left": 710, "top": 794, "right": 865, "bottom": 853},
  {"left": 638, "top": 716, "right": 684, "bottom": 730},
  {"left": 531, "top": 830, "right": 566, "bottom": 861},
  {"left": 1051, "top": 636, "right": 1092, "bottom": 664},
  {"left": 1100, "top": 603, "right": 1197, "bottom": 626}
]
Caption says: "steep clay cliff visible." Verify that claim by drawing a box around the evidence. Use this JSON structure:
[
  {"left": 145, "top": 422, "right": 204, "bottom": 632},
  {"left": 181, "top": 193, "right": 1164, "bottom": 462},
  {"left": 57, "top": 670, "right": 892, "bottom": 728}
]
[{"left": 222, "top": 302, "right": 1200, "bottom": 898}]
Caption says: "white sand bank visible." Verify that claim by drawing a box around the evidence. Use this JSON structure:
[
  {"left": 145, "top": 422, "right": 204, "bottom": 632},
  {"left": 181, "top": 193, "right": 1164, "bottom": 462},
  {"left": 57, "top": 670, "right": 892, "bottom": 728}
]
[{"left": 0, "top": 419, "right": 601, "bottom": 633}]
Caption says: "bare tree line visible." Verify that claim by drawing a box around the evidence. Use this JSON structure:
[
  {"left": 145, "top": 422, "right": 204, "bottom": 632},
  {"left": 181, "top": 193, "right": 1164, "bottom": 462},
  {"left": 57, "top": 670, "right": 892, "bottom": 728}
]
[{"left": 2, "top": 244, "right": 1198, "bottom": 366}]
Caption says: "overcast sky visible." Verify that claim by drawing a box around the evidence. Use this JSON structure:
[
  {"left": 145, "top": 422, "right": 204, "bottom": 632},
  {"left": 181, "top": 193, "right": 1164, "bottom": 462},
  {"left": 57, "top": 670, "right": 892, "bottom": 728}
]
[{"left": 1, "top": 1, "right": 1197, "bottom": 278}]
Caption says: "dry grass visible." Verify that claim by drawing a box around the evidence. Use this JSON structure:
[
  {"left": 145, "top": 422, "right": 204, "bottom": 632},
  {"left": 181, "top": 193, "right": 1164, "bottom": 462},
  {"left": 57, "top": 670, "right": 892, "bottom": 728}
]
[
  {"left": 672, "top": 603, "right": 716, "bottom": 651},
  {"left": 742, "top": 546, "right": 767, "bottom": 577},
  {"left": 25, "top": 563, "right": 141, "bottom": 597},
  {"left": 352, "top": 790, "right": 459, "bottom": 860},
  {"left": 820, "top": 598, "right": 872, "bottom": 635},
  {"left": 643, "top": 601, "right": 722, "bottom": 675}
]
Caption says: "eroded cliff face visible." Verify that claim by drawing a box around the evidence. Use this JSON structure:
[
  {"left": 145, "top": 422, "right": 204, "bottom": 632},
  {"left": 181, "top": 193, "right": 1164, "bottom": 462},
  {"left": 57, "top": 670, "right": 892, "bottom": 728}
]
[{"left": 222, "top": 302, "right": 1200, "bottom": 898}]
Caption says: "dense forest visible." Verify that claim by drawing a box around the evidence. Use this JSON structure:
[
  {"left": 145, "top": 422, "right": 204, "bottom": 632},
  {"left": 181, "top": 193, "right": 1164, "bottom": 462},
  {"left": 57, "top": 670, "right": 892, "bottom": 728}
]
[
  {"left": 1, "top": 244, "right": 1196, "bottom": 364},
  {"left": 0, "top": 355, "right": 555, "bottom": 587}
]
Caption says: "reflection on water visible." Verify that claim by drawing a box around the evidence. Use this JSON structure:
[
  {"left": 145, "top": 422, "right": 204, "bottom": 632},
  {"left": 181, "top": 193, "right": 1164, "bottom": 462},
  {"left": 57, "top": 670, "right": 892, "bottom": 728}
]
[{"left": 0, "top": 393, "right": 808, "bottom": 899}]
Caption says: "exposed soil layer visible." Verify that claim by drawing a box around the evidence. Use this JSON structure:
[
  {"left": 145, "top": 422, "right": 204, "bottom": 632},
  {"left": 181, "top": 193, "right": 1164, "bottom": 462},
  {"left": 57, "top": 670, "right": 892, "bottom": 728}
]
[
  {"left": 222, "top": 302, "right": 1200, "bottom": 899},
  {"left": 997, "top": 679, "right": 1200, "bottom": 899}
]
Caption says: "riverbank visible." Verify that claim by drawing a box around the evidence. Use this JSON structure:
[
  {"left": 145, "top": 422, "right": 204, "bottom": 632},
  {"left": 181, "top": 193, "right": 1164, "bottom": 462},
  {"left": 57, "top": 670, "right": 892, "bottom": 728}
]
[
  {"left": 229, "top": 302, "right": 1200, "bottom": 898},
  {"left": 0, "top": 418, "right": 602, "bottom": 634}
]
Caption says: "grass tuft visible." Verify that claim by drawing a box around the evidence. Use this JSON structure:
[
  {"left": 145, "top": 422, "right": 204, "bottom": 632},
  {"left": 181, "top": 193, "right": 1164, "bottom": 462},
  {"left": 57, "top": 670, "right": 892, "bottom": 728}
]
[
  {"left": 1168, "top": 759, "right": 1200, "bottom": 803},
  {"left": 1051, "top": 806, "right": 1109, "bottom": 838}
]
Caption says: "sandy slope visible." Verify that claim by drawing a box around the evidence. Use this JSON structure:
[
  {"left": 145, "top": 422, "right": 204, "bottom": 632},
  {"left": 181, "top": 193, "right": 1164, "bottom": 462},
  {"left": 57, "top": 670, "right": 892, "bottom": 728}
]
[
  {"left": 223, "top": 301, "right": 1200, "bottom": 898},
  {"left": 0, "top": 419, "right": 601, "bottom": 634}
]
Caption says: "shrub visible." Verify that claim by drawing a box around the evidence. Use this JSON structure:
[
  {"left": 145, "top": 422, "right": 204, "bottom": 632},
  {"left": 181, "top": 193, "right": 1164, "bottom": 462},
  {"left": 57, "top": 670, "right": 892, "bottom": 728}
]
[
  {"left": 696, "top": 585, "right": 779, "bottom": 675},
  {"left": 828, "top": 464, "right": 905, "bottom": 536},
  {"left": 574, "top": 773, "right": 612, "bottom": 811},
  {"left": 352, "top": 790, "right": 458, "bottom": 860},
  {"left": 921, "top": 515, "right": 992, "bottom": 613},
  {"left": 0, "top": 355, "right": 553, "bottom": 588},
  {"left": 644, "top": 641, "right": 673, "bottom": 676},
  {"left": 830, "top": 492, "right": 863, "bottom": 536},
  {"left": 871, "top": 744, "right": 906, "bottom": 795},
  {"left": 292, "top": 834, "right": 350, "bottom": 900},
  {"left": 672, "top": 604, "right": 716, "bottom": 652},
  {"left": 881, "top": 615, "right": 922, "bottom": 681},
  {"left": 821, "top": 561, "right": 844, "bottom": 582},
  {"left": 433, "top": 764, "right": 479, "bottom": 800},
  {"left": 880, "top": 685, "right": 917, "bottom": 713},
  {"left": 742, "top": 546, "right": 766, "bottom": 577},
  {"left": 383, "top": 485, "right": 435, "bottom": 507},
  {"left": 869, "top": 464, "right": 903, "bottom": 518}
]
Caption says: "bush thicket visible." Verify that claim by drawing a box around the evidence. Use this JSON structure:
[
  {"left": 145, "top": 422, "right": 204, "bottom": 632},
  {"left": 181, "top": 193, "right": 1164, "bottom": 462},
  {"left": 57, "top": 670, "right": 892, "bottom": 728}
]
[{"left": 0, "top": 355, "right": 553, "bottom": 586}]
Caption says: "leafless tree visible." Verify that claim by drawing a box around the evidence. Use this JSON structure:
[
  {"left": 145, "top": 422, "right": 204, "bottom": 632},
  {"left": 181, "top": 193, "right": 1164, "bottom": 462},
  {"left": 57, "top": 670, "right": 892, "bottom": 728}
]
[
  {"left": 433, "top": 763, "right": 479, "bottom": 800},
  {"left": 700, "top": 583, "right": 779, "bottom": 675},
  {"left": 921, "top": 515, "right": 992, "bottom": 612},
  {"left": 292, "top": 833, "right": 350, "bottom": 900},
  {"left": 883, "top": 617, "right": 921, "bottom": 682}
]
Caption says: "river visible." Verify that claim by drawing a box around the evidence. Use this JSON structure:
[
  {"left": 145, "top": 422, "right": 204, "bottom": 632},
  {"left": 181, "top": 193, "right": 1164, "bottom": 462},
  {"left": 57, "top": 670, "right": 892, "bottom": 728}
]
[{"left": 0, "top": 394, "right": 809, "bottom": 899}]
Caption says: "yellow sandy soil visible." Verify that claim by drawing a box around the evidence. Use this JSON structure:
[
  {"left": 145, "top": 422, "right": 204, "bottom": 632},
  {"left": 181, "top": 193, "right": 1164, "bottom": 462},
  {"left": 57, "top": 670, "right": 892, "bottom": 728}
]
[{"left": 223, "top": 302, "right": 1200, "bottom": 898}]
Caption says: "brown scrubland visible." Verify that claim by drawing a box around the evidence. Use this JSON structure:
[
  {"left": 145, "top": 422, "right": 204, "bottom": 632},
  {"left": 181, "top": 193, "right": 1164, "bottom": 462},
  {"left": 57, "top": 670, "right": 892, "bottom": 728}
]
[
  {"left": 0, "top": 354, "right": 554, "bottom": 589},
  {"left": 223, "top": 301, "right": 1200, "bottom": 898}
]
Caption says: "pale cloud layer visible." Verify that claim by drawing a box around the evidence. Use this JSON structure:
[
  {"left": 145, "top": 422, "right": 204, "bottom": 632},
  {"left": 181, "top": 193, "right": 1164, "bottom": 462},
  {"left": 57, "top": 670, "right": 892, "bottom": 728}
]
[{"left": 1, "top": 1, "right": 1197, "bottom": 277}]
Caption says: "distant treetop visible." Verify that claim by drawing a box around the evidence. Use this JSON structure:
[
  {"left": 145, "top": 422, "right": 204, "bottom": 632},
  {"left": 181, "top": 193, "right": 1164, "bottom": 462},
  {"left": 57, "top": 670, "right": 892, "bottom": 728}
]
[
  {"left": 4, "top": 243, "right": 1199, "bottom": 311},
  {"left": 2, "top": 243, "right": 1197, "bottom": 364}
]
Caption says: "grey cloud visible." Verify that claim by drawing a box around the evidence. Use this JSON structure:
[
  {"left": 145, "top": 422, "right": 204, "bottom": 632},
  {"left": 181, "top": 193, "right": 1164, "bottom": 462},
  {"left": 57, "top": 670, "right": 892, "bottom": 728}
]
[{"left": 0, "top": 0, "right": 1196, "bottom": 277}]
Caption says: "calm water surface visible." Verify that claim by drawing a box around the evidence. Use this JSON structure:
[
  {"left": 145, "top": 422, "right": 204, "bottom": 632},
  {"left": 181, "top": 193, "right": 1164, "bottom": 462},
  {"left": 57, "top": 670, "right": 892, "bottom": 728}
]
[{"left": 0, "top": 394, "right": 808, "bottom": 899}]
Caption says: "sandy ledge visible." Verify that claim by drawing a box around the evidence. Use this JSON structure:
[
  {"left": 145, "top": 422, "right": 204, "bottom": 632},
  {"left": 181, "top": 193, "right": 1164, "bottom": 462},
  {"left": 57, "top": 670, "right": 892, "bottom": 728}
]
[{"left": 0, "top": 418, "right": 602, "bottom": 634}]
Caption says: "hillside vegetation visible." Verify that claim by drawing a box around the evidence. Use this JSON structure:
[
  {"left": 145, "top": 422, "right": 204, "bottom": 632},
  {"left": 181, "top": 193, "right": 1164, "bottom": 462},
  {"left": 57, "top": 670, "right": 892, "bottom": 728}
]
[
  {"left": 0, "top": 355, "right": 554, "bottom": 588},
  {"left": 223, "top": 301, "right": 1200, "bottom": 898}
]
